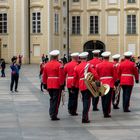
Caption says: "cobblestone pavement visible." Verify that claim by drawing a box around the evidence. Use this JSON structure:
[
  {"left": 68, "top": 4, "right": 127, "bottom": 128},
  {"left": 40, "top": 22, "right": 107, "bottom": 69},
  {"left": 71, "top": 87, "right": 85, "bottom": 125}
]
[{"left": 0, "top": 64, "right": 140, "bottom": 140}]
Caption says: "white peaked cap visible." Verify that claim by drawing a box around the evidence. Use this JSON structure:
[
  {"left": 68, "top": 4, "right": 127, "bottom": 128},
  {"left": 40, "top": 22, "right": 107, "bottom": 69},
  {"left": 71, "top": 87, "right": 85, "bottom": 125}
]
[
  {"left": 49, "top": 50, "right": 60, "bottom": 56},
  {"left": 71, "top": 52, "right": 79, "bottom": 57},
  {"left": 92, "top": 50, "right": 101, "bottom": 54},
  {"left": 79, "top": 52, "right": 89, "bottom": 58},
  {"left": 101, "top": 51, "right": 111, "bottom": 57},
  {"left": 112, "top": 54, "right": 121, "bottom": 59},
  {"left": 124, "top": 51, "right": 133, "bottom": 57}
]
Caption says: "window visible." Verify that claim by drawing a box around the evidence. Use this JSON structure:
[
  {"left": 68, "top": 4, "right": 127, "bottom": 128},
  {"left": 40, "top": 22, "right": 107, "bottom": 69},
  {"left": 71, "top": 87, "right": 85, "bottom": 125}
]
[
  {"left": 0, "top": 0, "right": 7, "bottom": 1},
  {"left": 128, "top": 0, "right": 136, "bottom": 3},
  {"left": 3, "top": 44, "right": 7, "bottom": 48},
  {"left": 90, "top": 16, "right": 99, "bottom": 34},
  {"left": 73, "top": 0, "right": 79, "bottom": 2},
  {"left": 54, "top": 0, "right": 58, "bottom": 3},
  {"left": 0, "top": 13, "right": 7, "bottom": 34},
  {"left": 108, "top": 16, "right": 118, "bottom": 34},
  {"left": 108, "top": 0, "right": 117, "bottom": 4},
  {"left": 72, "top": 16, "right": 80, "bottom": 35},
  {"left": 32, "top": 12, "right": 41, "bottom": 33},
  {"left": 54, "top": 13, "right": 59, "bottom": 34},
  {"left": 127, "top": 15, "right": 136, "bottom": 34},
  {"left": 91, "top": 0, "right": 97, "bottom": 1},
  {"left": 63, "top": 1, "right": 66, "bottom": 6}
]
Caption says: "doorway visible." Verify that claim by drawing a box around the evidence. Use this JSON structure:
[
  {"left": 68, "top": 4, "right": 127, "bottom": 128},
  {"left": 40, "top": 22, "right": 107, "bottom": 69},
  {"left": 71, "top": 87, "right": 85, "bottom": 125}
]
[{"left": 83, "top": 40, "right": 105, "bottom": 60}]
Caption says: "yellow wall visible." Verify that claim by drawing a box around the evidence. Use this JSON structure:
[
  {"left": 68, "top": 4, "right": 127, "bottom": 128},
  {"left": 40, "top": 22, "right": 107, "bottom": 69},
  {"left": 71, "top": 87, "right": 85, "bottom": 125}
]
[{"left": 0, "top": 0, "right": 140, "bottom": 64}]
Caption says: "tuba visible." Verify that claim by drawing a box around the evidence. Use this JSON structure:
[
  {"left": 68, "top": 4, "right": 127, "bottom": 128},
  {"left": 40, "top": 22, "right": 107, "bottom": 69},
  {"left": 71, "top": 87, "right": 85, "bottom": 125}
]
[{"left": 84, "top": 72, "right": 110, "bottom": 97}]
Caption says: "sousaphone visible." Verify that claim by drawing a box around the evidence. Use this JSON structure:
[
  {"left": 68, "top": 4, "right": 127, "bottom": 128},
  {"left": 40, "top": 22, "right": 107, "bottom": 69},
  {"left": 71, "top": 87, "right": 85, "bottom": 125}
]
[{"left": 84, "top": 72, "right": 110, "bottom": 97}]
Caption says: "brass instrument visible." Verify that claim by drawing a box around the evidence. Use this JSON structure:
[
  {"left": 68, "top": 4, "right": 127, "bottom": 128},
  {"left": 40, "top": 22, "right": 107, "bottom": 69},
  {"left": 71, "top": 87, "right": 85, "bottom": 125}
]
[
  {"left": 114, "top": 84, "right": 121, "bottom": 105},
  {"left": 84, "top": 72, "right": 110, "bottom": 97}
]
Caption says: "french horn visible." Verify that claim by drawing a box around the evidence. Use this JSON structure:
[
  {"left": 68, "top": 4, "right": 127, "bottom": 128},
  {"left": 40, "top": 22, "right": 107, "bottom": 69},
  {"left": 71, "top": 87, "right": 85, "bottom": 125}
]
[{"left": 84, "top": 72, "right": 110, "bottom": 97}]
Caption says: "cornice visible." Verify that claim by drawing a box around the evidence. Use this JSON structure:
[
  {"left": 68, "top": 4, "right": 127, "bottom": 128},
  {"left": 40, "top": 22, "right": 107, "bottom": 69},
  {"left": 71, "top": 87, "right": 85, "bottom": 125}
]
[
  {"left": 53, "top": 5, "right": 61, "bottom": 10},
  {"left": 87, "top": 8, "right": 101, "bottom": 12},
  {"left": 124, "top": 7, "right": 139, "bottom": 11},
  {"left": 106, "top": 7, "right": 120, "bottom": 11},
  {"left": 30, "top": 3, "right": 43, "bottom": 8},
  {"left": 0, "top": 4, "right": 9, "bottom": 9},
  {"left": 69, "top": 9, "right": 83, "bottom": 13}
]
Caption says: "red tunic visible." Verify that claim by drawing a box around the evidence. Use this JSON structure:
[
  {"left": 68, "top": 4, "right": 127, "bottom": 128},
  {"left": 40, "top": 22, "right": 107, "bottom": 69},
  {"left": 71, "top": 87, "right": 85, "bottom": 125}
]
[
  {"left": 118, "top": 59, "right": 139, "bottom": 86},
  {"left": 73, "top": 61, "right": 99, "bottom": 91},
  {"left": 43, "top": 60, "right": 64, "bottom": 89},
  {"left": 88, "top": 57, "right": 102, "bottom": 68},
  {"left": 64, "top": 60, "right": 79, "bottom": 88},
  {"left": 96, "top": 60, "right": 115, "bottom": 88},
  {"left": 112, "top": 61, "right": 120, "bottom": 81}
]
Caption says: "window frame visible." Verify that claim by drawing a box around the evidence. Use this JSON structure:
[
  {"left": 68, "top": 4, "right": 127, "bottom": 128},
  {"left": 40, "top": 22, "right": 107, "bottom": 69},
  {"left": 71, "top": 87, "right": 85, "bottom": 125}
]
[
  {"left": 71, "top": 15, "right": 81, "bottom": 35},
  {"left": 0, "top": 13, "right": 7, "bottom": 34},
  {"left": 32, "top": 11, "right": 41, "bottom": 34},
  {"left": 127, "top": 14, "right": 136, "bottom": 35},
  {"left": 89, "top": 15, "right": 99, "bottom": 35}
]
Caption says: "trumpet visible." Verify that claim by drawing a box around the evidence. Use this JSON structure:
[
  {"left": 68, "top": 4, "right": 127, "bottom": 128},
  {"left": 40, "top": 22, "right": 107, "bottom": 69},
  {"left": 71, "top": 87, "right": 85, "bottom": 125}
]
[{"left": 84, "top": 72, "right": 110, "bottom": 97}]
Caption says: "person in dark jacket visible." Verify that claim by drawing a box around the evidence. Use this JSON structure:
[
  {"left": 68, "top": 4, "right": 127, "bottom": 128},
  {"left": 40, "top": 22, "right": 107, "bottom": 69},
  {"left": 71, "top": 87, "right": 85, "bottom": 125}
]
[
  {"left": 136, "top": 56, "right": 140, "bottom": 73},
  {"left": 41, "top": 54, "right": 45, "bottom": 62},
  {"left": 1, "top": 59, "right": 6, "bottom": 77},
  {"left": 18, "top": 55, "right": 23, "bottom": 66},
  {"left": 10, "top": 56, "right": 21, "bottom": 93},
  {"left": 62, "top": 54, "right": 68, "bottom": 65}
]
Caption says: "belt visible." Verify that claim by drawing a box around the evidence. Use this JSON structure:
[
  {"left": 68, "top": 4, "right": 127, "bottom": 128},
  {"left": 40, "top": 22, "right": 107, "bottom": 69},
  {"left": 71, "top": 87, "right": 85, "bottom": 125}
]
[
  {"left": 67, "top": 76, "right": 74, "bottom": 79},
  {"left": 121, "top": 74, "right": 134, "bottom": 77},
  {"left": 80, "top": 78, "right": 85, "bottom": 81},
  {"left": 100, "top": 76, "right": 113, "bottom": 80},
  {"left": 48, "top": 77, "right": 59, "bottom": 79}
]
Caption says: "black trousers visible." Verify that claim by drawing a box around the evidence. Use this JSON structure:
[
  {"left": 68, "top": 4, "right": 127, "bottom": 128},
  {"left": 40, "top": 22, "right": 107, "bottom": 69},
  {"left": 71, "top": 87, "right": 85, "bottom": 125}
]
[
  {"left": 81, "top": 90, "right": 91, "bottom": 121},
  {"left": 68, "top": 88, "right": 79, "bottom": 114},
  {"left": 10, "top": 74, "right": 19, "bottom": 91},
  {"left": 1, "top": 69, "right": 5, "bottom": 77},
  {"left": 92, "top": 96, "right": 99, "bottom": 109},
  {"left": 40, "top": 82, "right": 44, "bottom": 91},
  {"left": 112, "top": 88, "right": 120, "bottom": 107},
  {"left": 101, "top": 88, "right": 112, "bottom": 116},
  {"left": 48, "top": 89, "right": 61, "bottom": 119},
  {"left": 122, "top": 85, "right": 133, "bottom": 111}
]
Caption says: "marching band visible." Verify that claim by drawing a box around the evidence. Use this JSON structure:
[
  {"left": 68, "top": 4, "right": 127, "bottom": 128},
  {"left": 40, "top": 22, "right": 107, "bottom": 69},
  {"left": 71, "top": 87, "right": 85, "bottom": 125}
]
[{"left": 42, "top": 49, "right": 139, "bottom": 123}]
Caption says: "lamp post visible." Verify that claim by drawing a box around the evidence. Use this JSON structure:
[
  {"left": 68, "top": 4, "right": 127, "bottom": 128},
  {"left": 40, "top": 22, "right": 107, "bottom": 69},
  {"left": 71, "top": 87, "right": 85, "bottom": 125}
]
[
  {"left": 0, "top": 38, "right": 1, "bottom": 59},
  {"left": 28, "top": 0, "right": 31, "bottom": 64},
  {"left": 67, "top": 0, "right": 70, "bottom": 61}
]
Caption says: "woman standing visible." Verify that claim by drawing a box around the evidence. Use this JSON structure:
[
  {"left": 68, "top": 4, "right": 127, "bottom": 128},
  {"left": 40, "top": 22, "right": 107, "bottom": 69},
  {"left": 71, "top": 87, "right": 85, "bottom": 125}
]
[{"left": 10, "top": 56, "right": 21, "bottom": 93}]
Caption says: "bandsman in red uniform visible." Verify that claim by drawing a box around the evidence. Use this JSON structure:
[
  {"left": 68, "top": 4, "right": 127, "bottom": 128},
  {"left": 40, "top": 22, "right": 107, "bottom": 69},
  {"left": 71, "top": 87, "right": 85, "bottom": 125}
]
[
  {"left": 43, "top": 50, "right": 64, "bottom": 121},
  {"left": 73, "top": 52, "right": 99, "bottom": 123},
  {"left": 112, "top": 54, "right": 121, "bottom": 109},
  {"left": 96, "top": 51, "right": 115, "bottom": 118},
  {"left": 89, "top": 50, "right": 102, "bottom": 111},
  {"left": 118, "top": 51, "right": 139, "bottom": 112},
  {"left": 64, "top": 52, "right": 79, "bottom": 116}
]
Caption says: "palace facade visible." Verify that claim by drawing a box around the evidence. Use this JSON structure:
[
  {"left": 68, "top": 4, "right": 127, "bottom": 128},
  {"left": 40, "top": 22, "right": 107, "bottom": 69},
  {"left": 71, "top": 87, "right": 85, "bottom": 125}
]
[{"left": 0, "top": 0, "right": 140, "bottom": 63}]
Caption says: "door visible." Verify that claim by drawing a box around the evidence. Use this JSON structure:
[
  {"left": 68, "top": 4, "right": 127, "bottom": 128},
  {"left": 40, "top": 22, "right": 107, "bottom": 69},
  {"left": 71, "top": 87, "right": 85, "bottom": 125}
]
[{"left": 84, "top": 40, "right": 105, "bottom": 60}]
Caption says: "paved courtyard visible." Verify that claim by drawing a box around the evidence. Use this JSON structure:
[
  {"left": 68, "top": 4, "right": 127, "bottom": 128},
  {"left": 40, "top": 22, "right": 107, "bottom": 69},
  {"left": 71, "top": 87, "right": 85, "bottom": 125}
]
[{"left": 0, "top": 65, "right": 140, "bottom": 140}]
